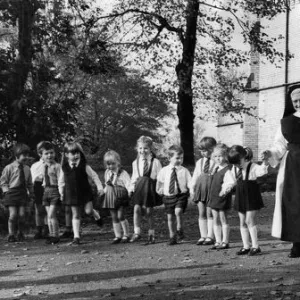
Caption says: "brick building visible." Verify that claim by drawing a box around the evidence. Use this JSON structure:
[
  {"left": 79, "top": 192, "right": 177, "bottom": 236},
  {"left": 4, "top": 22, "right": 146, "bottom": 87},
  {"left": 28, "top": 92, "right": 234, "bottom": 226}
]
[{"left": 217, "top": 1, "right": 300, "bottom": 160}]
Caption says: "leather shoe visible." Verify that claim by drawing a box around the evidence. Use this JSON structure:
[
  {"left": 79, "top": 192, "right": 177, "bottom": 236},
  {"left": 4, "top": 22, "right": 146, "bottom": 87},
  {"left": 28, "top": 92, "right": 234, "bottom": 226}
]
[
  {"left": 236, "top": 247, "right": 250, "bottom": 255},
  {"left": 248, "top": 247, "right": 261, "bottom": 256},
  {"left": 288, "top": 250, "right": 300, "bottom": 258}
]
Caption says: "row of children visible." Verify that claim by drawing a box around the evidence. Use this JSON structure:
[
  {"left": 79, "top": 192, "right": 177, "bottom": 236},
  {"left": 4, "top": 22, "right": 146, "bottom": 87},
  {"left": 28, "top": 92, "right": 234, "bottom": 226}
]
[{"left": 0, "top": 135, "right": 269, "bottom": 256}]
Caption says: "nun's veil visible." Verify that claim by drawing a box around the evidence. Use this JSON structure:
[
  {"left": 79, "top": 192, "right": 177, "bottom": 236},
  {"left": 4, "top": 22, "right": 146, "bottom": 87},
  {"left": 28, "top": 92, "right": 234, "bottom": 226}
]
[{"left": 283, "top": 84, "right": 300, "bottom": 118}]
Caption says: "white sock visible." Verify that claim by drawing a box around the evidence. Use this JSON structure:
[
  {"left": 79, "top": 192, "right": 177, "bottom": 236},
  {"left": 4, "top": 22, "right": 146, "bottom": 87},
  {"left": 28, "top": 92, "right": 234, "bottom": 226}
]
[
  {"left": 240, "top": 227, "right": 250, "bottom": 249},
  {"left": 92, "top": 209, "right": 100, "bottom": 220},
  {"left": 113, "top": 222, "right": 122, "bottom": 238},
  {"left": 222, "top": 224, "right": 230, "bottom": 244},
  {"left": 72, "top": 219, "right": 80, "bottom": 239},
  {"left": 121, "top": 219, "right": 130, "bottom": 237},
  {"left": 248, "top": 225, "right": 259, "bottom": 248},
  {"left": 214, "top": 225, "right": 222, "bottom": 244},
  {"left": 207, "top": 218, "right": 214, "bottom": 239},
  {"left": 134, "top": 226, "right": 141, "bottom": 235},
  {"left": 199, "top": 219, "right": 207, "bottom": 239}
]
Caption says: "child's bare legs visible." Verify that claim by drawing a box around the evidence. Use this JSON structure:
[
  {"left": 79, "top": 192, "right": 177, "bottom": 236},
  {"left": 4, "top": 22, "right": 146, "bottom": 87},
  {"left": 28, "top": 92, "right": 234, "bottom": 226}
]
[
  {"left": 220, "top": 210, "right": 229, "bottom": 244},
  {"left": 35, "top": 203, "right": 45, "bottom": 236},
  {"left": 175, "top": 207, "right": 183, "bottom": 231},
  {"left": 45, "top": 205, "right": 59, "bottom": 242},
  {"left": 197, "top": 202, "right": 207, "bottom": 240},
  {"left": 8, "top": 206, "right": 18, "bottom": 237},
  {"left": 17, "top": 206, "right": 26, "bottom": 240},
  {"left": 133, "top": 204, "right": 142, "bottom": 236},
  {"left": 71, "top": 206, "right": 81, "bottom": 239},
  {"left": 212, "top": 209, "right": 222, "bottom": 245},
  {"left": 167, "top": 213, "right": 176, "bottom": 238},
  {"left": 246, "top": 210, "right": 258, "bottom": 248},
  {"left": 110, "top": 209, "right": 122, "bottom": 240},
  {"left": 238, "top": 212, "right": 250, "bottom": 249},
  {"left": 206, "top": 207, "right": 214, "bottom": 240},
  {"left": 118, "top": 207, "right": 130, "bottom": 239}
]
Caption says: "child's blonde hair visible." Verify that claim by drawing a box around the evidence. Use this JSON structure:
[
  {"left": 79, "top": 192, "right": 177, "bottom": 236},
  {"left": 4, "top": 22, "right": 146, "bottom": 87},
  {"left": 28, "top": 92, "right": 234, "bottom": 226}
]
[
  {"left": 103, "top": 150, "right": 121, "bottom": 167},
  {"left": 136, "top": 136, "right": 153, "bottom": 149},
  {"left": 212, "top": 143, "right": 229, "bottom": 162}
]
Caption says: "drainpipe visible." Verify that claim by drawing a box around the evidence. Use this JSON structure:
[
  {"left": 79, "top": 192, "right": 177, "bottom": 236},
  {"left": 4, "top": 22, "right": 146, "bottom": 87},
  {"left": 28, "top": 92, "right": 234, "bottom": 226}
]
[{"left": 285, "top": 0, "right": 290, "bottom": 93}]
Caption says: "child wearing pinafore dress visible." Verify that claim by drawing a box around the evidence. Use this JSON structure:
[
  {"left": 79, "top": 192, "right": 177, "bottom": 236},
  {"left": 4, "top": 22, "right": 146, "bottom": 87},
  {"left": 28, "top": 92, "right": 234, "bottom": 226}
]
[
  {"left": 191, "top": 137, "right": 216, "bottom": 246},
  {"left": 102, "top": 150, "right": 131, "bottom": 244},
  {"left": 130, "top": 136, "right": 162, "bottom": 244},
  {"left": 228, "top": 145, "right": 269, "bottom": 256},
  {"left": 207, "top": 143, "right": 235, "bottom": 250}
]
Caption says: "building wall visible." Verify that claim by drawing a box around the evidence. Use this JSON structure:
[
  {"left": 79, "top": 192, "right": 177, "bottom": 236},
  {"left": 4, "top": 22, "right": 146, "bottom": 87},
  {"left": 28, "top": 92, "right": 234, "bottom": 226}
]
[{"left": 217, "top": 123, "right": 243, "bottom": 146}]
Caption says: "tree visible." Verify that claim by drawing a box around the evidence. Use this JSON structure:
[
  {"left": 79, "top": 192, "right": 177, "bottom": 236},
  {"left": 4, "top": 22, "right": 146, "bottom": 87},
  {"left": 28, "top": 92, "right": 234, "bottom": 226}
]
[
  {"left": 0, "top": 0, "right": 122, "bottom": 148},
  {"left": 93, "top": 0, "right": 288, "bottom": 165},
  {"left": 77, "top": 72, "right": 170, "bottom": 165}
]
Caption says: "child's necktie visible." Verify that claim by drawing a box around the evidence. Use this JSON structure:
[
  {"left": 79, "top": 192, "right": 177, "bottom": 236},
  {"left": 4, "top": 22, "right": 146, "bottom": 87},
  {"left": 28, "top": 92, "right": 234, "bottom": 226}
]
[
  {"left": 44, "top": 165, "right": 51, "bottom": 187},
  {"left": 18, "top": 164, "right": 26, "bottom": 188},
  {"left": 237, "top": 167, "right": 243, "bottom": 181},
  {"left": 169, "top": 167, "right": 177, "bottom": 194},
  {"left": 143, "top": 158, "right": 148, "bottom": 176},
  {"left": 203, "top": 158, "right": 210, "bottom": 174}
]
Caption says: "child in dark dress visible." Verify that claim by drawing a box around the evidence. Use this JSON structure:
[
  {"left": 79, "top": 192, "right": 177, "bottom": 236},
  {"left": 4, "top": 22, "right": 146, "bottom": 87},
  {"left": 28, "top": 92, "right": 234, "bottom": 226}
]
[
  {"left": 58, "top": 142, "right": 104, "bottom": 244},
  {"left": 262, "top": 85, "right": 300, "bottom": 258},
  {"left": 228, "top": 145, "right": 269, "bottom": 256},
  {"left": 0, "top": 144, "right": 34, "bottom": 242},
  {"left": 207, "top": 144, "right": 235, "bottom": 250},
  {"left": 129, "top": 136, "right": 162, "bottom": 244},
  {"left": 191, "top": 137, "right": 216, "bottom": 246}
]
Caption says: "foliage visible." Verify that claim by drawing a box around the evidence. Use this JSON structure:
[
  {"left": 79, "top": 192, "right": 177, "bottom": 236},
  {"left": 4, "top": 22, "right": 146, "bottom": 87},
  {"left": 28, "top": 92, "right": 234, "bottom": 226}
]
[
  {"left": 93, "top": 0, "right": 289, "bottom": 164},
  {"left": 77, "top": 72, "right": 170, "bottom": 165}
]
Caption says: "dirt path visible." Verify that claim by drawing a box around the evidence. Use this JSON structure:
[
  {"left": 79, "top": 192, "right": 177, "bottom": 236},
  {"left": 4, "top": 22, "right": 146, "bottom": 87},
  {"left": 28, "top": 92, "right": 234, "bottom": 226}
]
[{"left": 1, "top": 192, "right": 300, "bottom": 300}]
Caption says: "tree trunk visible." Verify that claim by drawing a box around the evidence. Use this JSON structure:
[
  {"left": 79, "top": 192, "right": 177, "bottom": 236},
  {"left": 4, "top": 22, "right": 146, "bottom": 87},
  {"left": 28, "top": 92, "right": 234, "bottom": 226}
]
[
  {"left": 176, "top": 0, "right": 199, "bottom": 166},
  {"left": 10, "top": 1, "right": 38, "bottom": 142}
]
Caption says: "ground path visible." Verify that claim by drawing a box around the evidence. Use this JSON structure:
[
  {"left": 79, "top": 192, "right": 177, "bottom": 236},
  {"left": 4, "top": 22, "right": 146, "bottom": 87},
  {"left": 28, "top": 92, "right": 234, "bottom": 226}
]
[{"left": 1, "top": 192, "right": 300, "bottom": 300}]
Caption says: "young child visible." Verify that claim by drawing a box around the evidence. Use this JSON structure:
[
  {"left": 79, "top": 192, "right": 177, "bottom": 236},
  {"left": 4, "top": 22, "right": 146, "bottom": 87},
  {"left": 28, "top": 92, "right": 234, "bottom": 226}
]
[
  {"left": 191, "top": 137, "right": 216, "bottom": 245},
  {"left": 228, "top": 145, "right": 269, "bottom": 256},
  {"left": 207, "top": 143, "right": 235, "bottom": 249},
  {"left": 0, "top": 143, "right": 34, "bottom": 242},
  {"left": 102, "top": 150, "right": 131, "bottom": 244},
  {"left": 40, "top": 142, "right": 61, "bottom": 244},
  {"left": 58, "top": 142, "right": 104, "bottom": 244},
  {"left": 31, "top": 141, "right": 48, "bottom": 239},
  {"left": 130, "top": 136, "right": 162, "bottom": 244},
  {"left": 157, "top": 145, "right": 192, "bottom": 245}
]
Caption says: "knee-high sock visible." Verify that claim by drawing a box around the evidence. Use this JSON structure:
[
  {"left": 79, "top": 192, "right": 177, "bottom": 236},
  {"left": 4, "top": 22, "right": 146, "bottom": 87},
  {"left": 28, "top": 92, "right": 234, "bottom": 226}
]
[
  {"left": 248, "top": 225, "right": 259, "bottom": 248},
  {"left": 72, "top": 219, "right": 81, "bottom": 238},
  {"left": 199, "top": 219, "right": 208, "bottom": 239},
  {"left": 214, "top": 225, "right": 222, "bottom": 244},
  {"left": 48, "top": 218, "right": 54, "bottom": 237},
  {"left": 222, "top": 224, "right": 230, "bottom": 244},
  {"left": 120, "top": 219, "right": 130, "bottom": 237},
  {"left": 113, "top": 222, "right": 122, "bottom": 238},
  {"left": 240, "top": 227, "right": 250, "bottom": 249},
  {"left": 207, "top": 218, "right": 214, "bottom": 239},
  {"left": 134, "top": 225, "right": 141, "bottom": 235},
  {"left": 52, "top": 218, "right": 59, "bottom": 238},
  {"left": 92, "top": 209, "right": 100, "bottom": 220}
]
